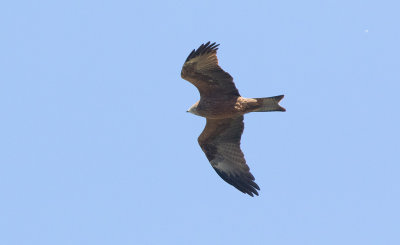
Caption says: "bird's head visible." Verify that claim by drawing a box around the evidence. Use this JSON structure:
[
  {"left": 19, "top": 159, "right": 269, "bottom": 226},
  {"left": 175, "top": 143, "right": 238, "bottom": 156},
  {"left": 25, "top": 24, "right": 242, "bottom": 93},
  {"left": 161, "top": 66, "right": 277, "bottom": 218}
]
[{"left": 187, "top": 102, "right": 200, "bottom": 116}]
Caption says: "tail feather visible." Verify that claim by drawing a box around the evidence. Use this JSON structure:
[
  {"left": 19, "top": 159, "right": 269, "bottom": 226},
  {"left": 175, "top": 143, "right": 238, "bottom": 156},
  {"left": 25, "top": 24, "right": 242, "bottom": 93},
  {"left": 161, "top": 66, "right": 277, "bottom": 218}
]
[{"left": 254, "top": 95, "right": 286, "bottom": 112}]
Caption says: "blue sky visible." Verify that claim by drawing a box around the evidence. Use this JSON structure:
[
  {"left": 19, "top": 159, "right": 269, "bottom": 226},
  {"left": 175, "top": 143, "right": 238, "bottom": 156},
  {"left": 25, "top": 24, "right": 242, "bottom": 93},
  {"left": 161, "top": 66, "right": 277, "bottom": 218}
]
[{"left": 1, "top": 0, "right": 399, "bottom": 244}]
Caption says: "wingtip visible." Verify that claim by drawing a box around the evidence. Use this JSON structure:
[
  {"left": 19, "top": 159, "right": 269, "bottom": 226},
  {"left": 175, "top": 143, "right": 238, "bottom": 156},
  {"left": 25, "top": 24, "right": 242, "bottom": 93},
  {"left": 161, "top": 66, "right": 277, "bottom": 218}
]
[
  {"left": 249, "top": 189, "right": 259, "bottom": 197},
  {"left": 213, "top": 167, "right": 260, "bottom": 197},
  {"left": 244, "top": 188, "right": 259, "bottom": 197},
  {"left": 184, "top": 41, "right": 221, "bottom": 62}
]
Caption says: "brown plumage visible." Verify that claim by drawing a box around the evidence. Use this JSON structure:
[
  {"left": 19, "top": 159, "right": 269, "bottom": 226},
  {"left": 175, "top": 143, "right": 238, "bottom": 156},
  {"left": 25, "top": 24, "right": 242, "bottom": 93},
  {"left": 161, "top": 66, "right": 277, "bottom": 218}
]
[{"left": 181, "top": 42, "right": 285, "bottom": 196}]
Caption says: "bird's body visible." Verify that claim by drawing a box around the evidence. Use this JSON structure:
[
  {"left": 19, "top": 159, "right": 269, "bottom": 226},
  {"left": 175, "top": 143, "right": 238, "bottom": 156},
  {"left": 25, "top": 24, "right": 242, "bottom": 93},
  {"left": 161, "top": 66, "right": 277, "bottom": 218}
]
[
  {"left": 189, "top": 96, "right": 255, "bottom": 119},
  {"left": 189, "top": 96, "right": 283, "bottom": 119},
  {"left": 181, "top": 42, "right": 285, "bottom": 196}
]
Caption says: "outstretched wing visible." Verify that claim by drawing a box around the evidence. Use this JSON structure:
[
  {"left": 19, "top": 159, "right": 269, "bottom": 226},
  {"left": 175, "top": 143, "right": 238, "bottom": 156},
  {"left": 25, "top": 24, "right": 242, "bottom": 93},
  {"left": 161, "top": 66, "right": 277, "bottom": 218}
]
[
  {"left": 198, "top": 116, "right": 260, "bottom": 196},
  {"left": 181, "top": 42, "right": 240, "bottom": 97}
]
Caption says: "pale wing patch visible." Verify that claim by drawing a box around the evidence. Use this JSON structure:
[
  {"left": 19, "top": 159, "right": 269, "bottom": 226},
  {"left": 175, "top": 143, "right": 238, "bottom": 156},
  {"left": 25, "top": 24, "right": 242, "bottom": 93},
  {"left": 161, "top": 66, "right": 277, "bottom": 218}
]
[
  {"left": 213, "top": 143, "right": 247, "bottom": 172},
  {"left": 211, "top": 158, "right": 244, "bottom": 176}
]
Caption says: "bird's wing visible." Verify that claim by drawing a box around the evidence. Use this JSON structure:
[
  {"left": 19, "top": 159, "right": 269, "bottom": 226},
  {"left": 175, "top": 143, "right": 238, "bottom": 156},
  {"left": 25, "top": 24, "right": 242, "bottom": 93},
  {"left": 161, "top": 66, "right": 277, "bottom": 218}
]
[
  {"left": 181, "top": 42, "right": 240, "bottom": 97},
  {"left": 198, "top": 116, "right": 260, "bottom": 196}
]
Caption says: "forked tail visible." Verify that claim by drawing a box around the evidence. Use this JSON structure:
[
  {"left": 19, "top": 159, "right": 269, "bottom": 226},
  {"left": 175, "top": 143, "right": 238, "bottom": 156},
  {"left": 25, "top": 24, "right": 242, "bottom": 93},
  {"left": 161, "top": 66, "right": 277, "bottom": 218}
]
[{"left": 253, "top": 95, "right": 286, "bottom": 112}]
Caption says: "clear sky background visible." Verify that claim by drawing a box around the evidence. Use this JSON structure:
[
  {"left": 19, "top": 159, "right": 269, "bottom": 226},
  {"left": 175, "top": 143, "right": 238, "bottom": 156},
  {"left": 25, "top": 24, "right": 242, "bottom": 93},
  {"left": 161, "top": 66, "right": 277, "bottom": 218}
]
[{"left": 1, "top": 1, "right": 399, "bottom": 244}]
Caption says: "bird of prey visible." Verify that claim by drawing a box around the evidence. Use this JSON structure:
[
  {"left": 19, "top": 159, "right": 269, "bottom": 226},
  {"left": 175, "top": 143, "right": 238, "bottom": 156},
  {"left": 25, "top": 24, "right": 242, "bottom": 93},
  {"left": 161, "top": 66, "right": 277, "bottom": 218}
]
[{"left": 181, "top": 42, "right": 285, "bottom": 196}]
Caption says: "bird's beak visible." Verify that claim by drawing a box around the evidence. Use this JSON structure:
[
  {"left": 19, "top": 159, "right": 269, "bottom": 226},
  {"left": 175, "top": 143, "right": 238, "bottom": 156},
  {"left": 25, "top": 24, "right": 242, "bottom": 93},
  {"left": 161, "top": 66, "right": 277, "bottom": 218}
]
[{"left": 186, "top": 110, "right": 189, "bottom": 113}]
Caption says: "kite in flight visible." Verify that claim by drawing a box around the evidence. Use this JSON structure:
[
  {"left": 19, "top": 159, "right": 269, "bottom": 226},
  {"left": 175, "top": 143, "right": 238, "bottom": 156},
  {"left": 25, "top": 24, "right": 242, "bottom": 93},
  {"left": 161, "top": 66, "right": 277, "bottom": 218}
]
[{"left": 181, "top": 42, "right": 285, "bottom": 196}]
